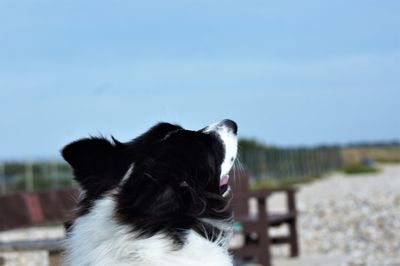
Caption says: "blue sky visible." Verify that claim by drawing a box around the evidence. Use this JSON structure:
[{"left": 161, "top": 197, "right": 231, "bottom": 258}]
[{"left": 0, "top": 0, "right": 399, "bottom": 160}]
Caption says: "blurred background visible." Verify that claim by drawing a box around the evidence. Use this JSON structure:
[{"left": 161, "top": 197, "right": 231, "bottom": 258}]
[{"left": 0, "top": 1, "right": 399, "bottom": 265}]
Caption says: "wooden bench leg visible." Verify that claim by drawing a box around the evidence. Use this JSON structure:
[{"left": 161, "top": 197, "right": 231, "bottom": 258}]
[
  {"left": 258, "top": 230, "right": 271, "bottom": 266},
  {"left": 257, "top": 198, "right": 271, "bottom": 266},
  {"left": 287, "top": 190, "right": 299, "bottom": 257},
  {"left": 289, "top": 219, "right": 299, "bottom": 257}
]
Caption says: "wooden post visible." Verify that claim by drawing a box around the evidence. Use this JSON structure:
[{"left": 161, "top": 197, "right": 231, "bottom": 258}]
[
  {"left": 52, "top": 162, "right": 59, "bottom": 188},
  {"left": 25, "top": 162, "right": 34, "bottom": 192},
  {"left": 0, "top": 163, "right": 5, "bottom": 195}
]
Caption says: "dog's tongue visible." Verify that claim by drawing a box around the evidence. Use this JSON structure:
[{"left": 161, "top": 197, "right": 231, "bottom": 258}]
[{"left": 220, "top": 175, "right": 230, "bottom": 186}]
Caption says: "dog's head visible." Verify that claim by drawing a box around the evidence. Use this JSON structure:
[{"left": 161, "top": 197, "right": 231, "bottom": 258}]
[{"left": 62, "top": 119, "right": 238, "bottom": 243}]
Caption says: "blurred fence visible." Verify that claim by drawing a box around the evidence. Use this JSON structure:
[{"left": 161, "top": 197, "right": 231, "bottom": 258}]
[
  {"left": 239, "top": 147, "right": 343, "bottom": 180},
  {"left": 0, "top": 161, "right": 74, "bottom": 196},
  {"left": 0, "top": 147, "right": 344, "bottom": 195}
]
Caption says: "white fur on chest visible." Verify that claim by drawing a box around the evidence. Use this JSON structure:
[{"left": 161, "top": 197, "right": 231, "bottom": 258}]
[{"left": 63, "top": 197, "right": 233, "bottom": 266}]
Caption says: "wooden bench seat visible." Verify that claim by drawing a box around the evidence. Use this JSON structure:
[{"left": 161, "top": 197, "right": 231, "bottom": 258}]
[{"left": 238, "top": 212, "right": 296, "bottom": 226}]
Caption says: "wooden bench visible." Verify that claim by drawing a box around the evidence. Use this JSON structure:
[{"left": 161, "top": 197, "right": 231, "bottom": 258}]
[
  {"left": 0, "top": 188, "right": 79, "bottom": 231},
  {"left": 229, "top": 173, "right": 299, "bottom": 266}
]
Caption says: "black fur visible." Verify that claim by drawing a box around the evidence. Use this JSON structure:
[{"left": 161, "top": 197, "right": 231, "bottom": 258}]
[{"left": 62, "top": 122, "right": 233, "bottom": 244}]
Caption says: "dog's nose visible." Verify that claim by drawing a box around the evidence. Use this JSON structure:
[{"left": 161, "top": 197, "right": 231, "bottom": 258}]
[{"left": 220, "top": 119, "right": 238, "bottom": 135}]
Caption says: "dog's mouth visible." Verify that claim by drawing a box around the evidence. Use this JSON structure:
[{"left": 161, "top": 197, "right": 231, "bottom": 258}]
[{"left": 220, "top": 174, "right": 230, "bottom": 197}]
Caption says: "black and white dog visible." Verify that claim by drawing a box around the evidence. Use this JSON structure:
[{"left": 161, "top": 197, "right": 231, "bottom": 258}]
[{"left": 62, "top": 119, "right": 238, "bottom": 266}]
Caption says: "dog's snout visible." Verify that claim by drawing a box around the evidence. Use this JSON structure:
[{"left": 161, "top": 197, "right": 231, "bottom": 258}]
[
  {"left": 220, "top": 119, "right": 238, "bottom": 135},
  {"left": 200, "top": 119, "right": 238, "bottom": 135},
  {"left": 201, "top": 119, "right": 238, "bottom": 135},
  {"left": 199, "top": 119, "right": 238, "bottom": 179}
]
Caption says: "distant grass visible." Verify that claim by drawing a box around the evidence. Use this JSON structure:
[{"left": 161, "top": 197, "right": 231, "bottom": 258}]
[
  {"left": 375, "top": 158, "right": 400, "bottom": 164},
  {"left": 250, "top": 175, "right": 319, "bottom": 190},
  {"left": 343, "top": 147, "right": 400, "bottom": 166},
  {"left": 343, "top": 163, "right": 379, "bottom": 174}
]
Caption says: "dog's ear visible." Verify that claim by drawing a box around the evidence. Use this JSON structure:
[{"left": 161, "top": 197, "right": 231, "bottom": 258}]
[{"left": 62, "top": 137, "right": 120, "bottom": 192}]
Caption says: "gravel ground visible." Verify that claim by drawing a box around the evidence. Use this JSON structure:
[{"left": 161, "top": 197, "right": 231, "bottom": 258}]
[{"left": 269, "top": 164, "right": 400, "bottom": 266}]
